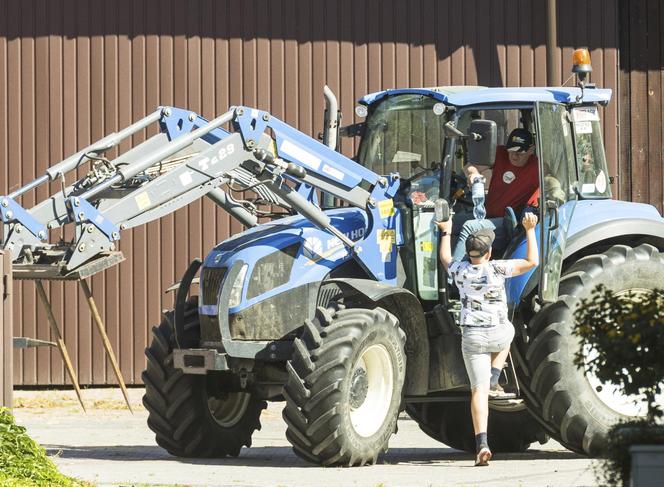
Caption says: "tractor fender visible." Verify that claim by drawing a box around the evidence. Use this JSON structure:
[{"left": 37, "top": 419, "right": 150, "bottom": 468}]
[
  {"left": 519, "top": 217, "right": 664, "bottom": 300},
  {"left": 509, "top": 200, "right": 664, "bottom": 304},
  {"left": 322, "top": 278, "right": 429, "bottom": 396}
]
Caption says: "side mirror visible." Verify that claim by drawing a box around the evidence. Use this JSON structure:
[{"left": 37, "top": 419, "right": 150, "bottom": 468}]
[{"left": 467, "top": 120, "right": 497, "bottom": 166}]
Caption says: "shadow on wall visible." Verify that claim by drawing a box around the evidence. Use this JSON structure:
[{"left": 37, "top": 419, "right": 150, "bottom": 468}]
[{"left": 2, "top": 0, "right": 623, "bottom": 87}]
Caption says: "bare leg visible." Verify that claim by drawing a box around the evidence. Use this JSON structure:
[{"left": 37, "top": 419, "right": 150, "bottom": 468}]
[
  {"left": 490, "top": 347, "right": 510, "bottom": 371},
  {"left": 470, "top": 382, "right": 490, "bottom": 434}
]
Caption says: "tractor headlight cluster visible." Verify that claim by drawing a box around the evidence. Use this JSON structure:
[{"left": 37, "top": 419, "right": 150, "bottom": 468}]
[
  {"left": 228, "top": 264, "right": 248, "bottom": 308},
  {"left": 246, "top": 244, "right": 299, "bottom": 300}
]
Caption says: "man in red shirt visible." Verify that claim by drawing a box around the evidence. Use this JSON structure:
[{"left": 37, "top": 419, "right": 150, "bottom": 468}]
[{"left": 451, "top": 128, "right": 539, "bottom": 261}]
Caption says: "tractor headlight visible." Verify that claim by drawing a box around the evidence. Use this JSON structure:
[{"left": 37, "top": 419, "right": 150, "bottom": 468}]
[
  {"left": 228, "top": 264, "right": 248, "bottom": 308},
  {"left": 246, "top": 244, "right": 300, "bottom": 300}
]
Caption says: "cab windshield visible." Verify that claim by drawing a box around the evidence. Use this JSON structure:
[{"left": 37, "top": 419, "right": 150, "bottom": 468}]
[
  {"left": 356, "top": 95, "right": 448, "bottom": 179},
  {"left": 571, "top": 107, "right": 611, "bottom": 198}
]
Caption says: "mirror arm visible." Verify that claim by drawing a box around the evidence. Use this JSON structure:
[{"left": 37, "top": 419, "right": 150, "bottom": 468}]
[{"left": 443, "top": 121, "right": 465, "bottom": 138}]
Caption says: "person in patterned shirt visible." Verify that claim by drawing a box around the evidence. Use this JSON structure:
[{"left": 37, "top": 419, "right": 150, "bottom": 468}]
[{"left": 436, "top": 212, "right": 539, "bottom": 466}]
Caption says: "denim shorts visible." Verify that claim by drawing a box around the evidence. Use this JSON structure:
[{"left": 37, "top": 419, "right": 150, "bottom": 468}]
[{"left": 461, "top": 323, "right": 515, "bottom": 389}]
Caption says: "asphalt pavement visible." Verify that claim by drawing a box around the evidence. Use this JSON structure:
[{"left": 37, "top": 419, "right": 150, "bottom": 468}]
[{"left": 11, "top": 388, "right": 599, "bottom": 487}]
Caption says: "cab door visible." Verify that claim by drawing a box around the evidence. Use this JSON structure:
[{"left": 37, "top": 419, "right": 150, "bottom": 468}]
[{"left": 534, "top": 102, "right": 578, "bottom": 302}]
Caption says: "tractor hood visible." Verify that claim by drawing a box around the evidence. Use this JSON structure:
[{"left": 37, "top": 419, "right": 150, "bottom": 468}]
[
  {"left": 201, "top": 207, "right": 369, "bottom": 315},
  {"left": 208, "top": 207, "right": 368, "bottom": 258}
]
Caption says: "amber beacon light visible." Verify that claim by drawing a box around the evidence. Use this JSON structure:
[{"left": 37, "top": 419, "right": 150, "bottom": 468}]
[{"left": 572, "top": 48, "right": 592, "bottom": 82}]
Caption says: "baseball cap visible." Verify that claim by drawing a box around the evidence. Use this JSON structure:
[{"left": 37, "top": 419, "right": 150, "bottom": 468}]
[
  {"left": 506, "top": 128, "right": 534, "bottom": 152},
  {"left": 466, "top": 228, "right": 495, "bottom": 258}
]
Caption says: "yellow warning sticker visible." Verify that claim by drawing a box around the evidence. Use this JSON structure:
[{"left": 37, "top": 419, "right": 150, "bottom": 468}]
[
  {"left": 377, "top": 229, "right": 396, "bottom": 262},
  {"left": 378, "top": 198, "right": 395, "bottom": 219},
  {"left": 135, "top": 192, "right": 151, "bottom": 210},
  {"left": 420, "top": 241, "right": 434, "bottom": 252}
]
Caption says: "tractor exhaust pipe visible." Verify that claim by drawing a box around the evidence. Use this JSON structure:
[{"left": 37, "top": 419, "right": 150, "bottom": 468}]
[{"left": 322, "top": 85, "right": 339, "bottom": 150}]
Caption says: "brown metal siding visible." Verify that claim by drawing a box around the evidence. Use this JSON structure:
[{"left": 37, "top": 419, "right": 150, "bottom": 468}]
[
  {"left": 619, "top": 0, "right": 664, "bottom": 213},
  {"left": 1, "top": 0, "right": 622, "bottom": 385}
]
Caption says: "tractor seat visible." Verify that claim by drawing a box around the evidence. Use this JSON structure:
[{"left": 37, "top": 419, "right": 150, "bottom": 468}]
[{"left": 503, "top": 206, "right": 518, "bottom": 242}]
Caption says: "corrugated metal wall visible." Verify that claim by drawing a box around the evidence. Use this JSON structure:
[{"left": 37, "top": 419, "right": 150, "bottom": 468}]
[
  {"left": 619, "top": 0, "right": 664, "bottom": 213},
  {"left": 1, "top": 0, "right": 621, "bottom": 385}
]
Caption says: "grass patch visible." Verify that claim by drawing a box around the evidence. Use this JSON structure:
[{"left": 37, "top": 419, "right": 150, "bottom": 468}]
[
  {"left": 0, "top": 407, "right": 86, "bottom": 486},
  {"left": 13, "top": 396, "right": 141, "bottom": 411}
]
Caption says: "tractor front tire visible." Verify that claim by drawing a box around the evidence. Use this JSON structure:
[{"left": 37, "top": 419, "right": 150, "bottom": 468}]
[
  {"left": 283, "top": 305, "right": 406, "bottom": 466},
  {"left": 142, "top": 298, "right": 266, "bottom": 457},
  {"left": 519, "top": 244, "right": 664, "bottom": 455}
]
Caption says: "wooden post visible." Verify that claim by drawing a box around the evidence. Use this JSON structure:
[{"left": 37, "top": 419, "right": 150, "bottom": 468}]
[
  {"left": 1, "top": 253, "right": 12, "bottom": 409},
  {"left": 79, "top": 279, "right": 133, "bottom": 413},
  {"left": 35, "top": 280, "right": 86, "bottom": 412}
]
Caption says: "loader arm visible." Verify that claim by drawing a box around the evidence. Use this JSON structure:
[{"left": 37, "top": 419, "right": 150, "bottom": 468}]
[{"left": 1, "top": 106, "right": 401, "bottom": 282}]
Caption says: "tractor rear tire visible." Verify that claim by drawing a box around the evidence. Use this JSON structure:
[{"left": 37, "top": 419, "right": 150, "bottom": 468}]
[
  {"left": 142, "top": 297, "right": 266, "bottom": 457},
  {"left": 519, "top": 244, "right": 664, "bottom": 455},
  {"left": 406, "top": 401, "right": 547, "bottom": 453},
  {"left": 283, "top": 305, "right": 406, "bottom": 466}
]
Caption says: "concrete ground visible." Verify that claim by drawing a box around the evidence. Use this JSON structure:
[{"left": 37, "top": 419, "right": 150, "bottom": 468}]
[{"left": 11, "top": 388, "right": 599, "bottom": 487}]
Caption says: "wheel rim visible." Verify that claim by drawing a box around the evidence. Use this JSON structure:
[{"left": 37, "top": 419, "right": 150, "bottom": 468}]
[
  {"left": 349, "top": 344, "right": 394, "bottom": 438},
  {"left": 207, "top": 392, "right": 251, "bottom": 428},
  {"left": 582, "top": 287, "right": 664, "bottom": 418},
  {"left": 583, "top": 344, "right": 664, "bottom": 418}
]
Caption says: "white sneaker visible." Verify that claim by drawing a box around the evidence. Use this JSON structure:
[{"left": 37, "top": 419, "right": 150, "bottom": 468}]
[{"left": 488, "top": 384, "right": 516, "bottom": 399}]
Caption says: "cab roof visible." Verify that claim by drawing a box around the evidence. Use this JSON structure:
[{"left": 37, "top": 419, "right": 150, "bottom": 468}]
[{"left": 359, "top": 86, "right": 613, "bottom": 107}]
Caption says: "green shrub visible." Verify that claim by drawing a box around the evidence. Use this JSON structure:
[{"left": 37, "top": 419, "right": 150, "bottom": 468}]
[
  {"left": 573, "top": 285, "right": 664, "bottom": 421},
  {"left": 0, "top": 407, "right": 84, "bottom": 487},
  {"left": 573, "top": 285, "right": 664, "bottom": 486}
]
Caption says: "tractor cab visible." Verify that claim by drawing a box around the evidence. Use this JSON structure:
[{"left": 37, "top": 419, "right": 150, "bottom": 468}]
[{"left": 351, "top": 84, "right": 613, "bottom": 307}]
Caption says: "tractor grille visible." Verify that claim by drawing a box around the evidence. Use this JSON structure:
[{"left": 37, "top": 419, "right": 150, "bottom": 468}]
[{"left": 201, "top": 267, "right": 227, "bottom": 306}]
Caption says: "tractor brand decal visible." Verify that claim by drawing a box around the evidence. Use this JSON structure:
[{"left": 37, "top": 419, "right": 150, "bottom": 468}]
[
  {"left": 135, "top": 192, "right": 151, "bottom": 210},
  {"left": 195, "top": 143, "right": 236, "bottom": 175},
  {"left": 303, "top": 236, "right": 324, "bottom": 260},
  {"left": 197, "top": 157, "right": 210, "bottom": 171},
  {"left": 502, "top": 171, "right": 516, "bottom": 184},
  {"left": 304, "top": 227, "right": 366, "bottom": 265},
  {"left": 328, "top": 227, "right": 365, "bottom": 248},
  {"left": 279, "top": 139, "right": 322, "bottom": 171},
  {"left": 378, "top": 199, "right": 395, "bottom": 218}
]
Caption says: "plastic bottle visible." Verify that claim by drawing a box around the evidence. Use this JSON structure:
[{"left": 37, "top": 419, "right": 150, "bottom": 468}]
[
  {"left": 434, "top": 198, "right": 449, "bottom": 222},
  {"left": 471, "top": 176, "right": 486, "bottom": 221}
]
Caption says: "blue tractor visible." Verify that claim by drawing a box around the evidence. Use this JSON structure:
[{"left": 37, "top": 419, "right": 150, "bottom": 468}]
[{"left": 3, "top": 53, "right": 662, "bottom": 465}]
